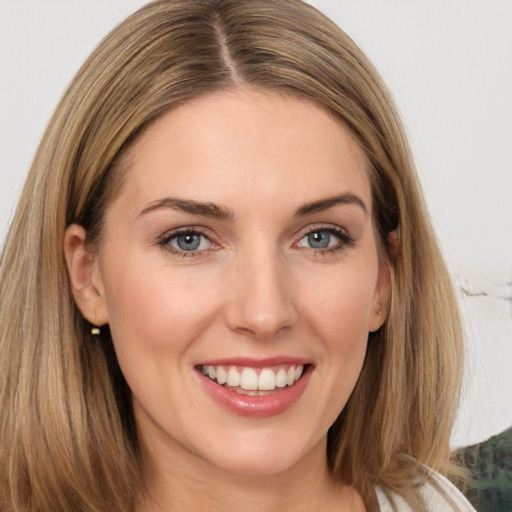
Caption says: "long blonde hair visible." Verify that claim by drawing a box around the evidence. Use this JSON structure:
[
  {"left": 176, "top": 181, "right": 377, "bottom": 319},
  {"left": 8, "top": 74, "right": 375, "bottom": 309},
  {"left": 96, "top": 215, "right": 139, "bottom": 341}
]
[{"left": 0, "top": 1, "right": 463, "bottom": 510}]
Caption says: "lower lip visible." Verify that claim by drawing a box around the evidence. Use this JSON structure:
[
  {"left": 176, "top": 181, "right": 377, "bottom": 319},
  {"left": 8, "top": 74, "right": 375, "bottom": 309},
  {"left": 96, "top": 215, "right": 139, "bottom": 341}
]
[{"left": 198, "top": 366, "right": 312, "bottom": 418}]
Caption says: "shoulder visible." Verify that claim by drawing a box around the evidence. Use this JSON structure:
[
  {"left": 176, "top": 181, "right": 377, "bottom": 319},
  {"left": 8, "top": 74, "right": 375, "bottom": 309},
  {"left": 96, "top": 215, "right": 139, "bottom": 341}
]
[{"left": 376, "top": 469, "right": 477, "bottom": 512}]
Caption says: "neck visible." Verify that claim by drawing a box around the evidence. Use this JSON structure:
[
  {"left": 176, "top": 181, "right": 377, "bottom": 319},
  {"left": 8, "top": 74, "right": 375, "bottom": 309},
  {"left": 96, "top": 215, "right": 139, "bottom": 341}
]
[{"left": 135, "top": 434, "right": 365, "bottom": 512}]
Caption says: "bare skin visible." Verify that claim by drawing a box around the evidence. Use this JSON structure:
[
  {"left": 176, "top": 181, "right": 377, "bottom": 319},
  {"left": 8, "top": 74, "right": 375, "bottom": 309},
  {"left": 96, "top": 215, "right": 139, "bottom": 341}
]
[
  {"left": 138, "top": 432, "right": 365, "bottom": 512},
  {"left": 65, "top": 88, "right": 388, "bottom": 511}
]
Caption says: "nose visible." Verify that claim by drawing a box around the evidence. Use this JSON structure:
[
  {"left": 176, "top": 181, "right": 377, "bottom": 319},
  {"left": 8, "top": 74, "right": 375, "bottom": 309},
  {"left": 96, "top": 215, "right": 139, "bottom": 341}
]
[{"left": 224, "top": 249, "right": 298, "bottom": 339}]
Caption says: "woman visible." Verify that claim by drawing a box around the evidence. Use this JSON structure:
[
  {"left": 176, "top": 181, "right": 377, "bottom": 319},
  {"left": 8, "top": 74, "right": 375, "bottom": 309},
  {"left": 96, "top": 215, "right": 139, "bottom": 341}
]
[{"left": 0, "top": 1, "right": 475, "bottom": 511}]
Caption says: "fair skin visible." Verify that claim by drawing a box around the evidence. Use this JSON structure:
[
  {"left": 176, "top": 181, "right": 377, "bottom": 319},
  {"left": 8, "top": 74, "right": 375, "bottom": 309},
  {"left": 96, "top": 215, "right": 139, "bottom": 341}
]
[{"left": 65, "top": 88, "right": 390, "bottom": 511}]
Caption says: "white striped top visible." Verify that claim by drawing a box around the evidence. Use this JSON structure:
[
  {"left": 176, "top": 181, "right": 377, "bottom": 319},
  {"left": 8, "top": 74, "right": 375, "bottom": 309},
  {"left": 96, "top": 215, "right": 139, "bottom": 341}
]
[{"left": 376, "top": 471, "right": 477, "bottom": 511}]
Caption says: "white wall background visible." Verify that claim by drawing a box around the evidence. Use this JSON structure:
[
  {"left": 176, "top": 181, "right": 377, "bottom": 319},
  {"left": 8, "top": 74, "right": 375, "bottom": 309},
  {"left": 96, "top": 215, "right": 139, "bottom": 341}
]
[{"left": 1, "top": 0, "right": 511, "bottom": 448}]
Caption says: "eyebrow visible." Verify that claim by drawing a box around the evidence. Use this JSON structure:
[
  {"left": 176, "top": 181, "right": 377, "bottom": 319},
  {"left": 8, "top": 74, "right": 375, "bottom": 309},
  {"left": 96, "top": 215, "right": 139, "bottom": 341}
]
[
  {"left": 294, "top": 193, "right": 368, "bottom": 217},
  {"left": 138, "top": 198, "right": 235, "bottom": 220},
  {"left": 138, "top": 192, "right": 367, "bottom": 220}
]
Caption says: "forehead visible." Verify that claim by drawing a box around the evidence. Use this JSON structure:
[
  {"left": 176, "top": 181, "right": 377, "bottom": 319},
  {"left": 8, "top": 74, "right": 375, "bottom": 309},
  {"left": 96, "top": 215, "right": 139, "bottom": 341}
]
[{"left": 115, "top": 88, "right": 371, "bottom": 215}]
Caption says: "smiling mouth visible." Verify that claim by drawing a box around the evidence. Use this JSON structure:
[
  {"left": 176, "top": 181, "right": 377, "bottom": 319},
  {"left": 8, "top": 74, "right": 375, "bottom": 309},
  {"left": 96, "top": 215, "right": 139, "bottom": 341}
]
[{"left": 199, "top": 364, "right": 306, "bottom": 396}]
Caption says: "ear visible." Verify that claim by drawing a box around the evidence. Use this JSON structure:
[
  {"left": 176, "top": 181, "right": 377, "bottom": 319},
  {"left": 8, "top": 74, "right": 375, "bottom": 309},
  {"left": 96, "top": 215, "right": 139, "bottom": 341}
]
[
  {"left": 64, "top": 224, "right": 109, "bottom": 326},
  {"left": 368, "top": 231, "right": 397, "bottom": 332}
]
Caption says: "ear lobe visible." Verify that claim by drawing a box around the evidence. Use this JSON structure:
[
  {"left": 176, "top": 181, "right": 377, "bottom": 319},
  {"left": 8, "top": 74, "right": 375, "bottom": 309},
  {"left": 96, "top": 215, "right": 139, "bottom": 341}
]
[
  {"left": 386, "top": 230, "right": 399, "bottom": 262},
  {"left": 64, "top": 224, "right": 109, "bottom": 326},
  {"left": 369, "top": 230, "right": 398, "bottom": 332},
  {"left": 368, "top": 255, "right": 391, "bottom": 333}
]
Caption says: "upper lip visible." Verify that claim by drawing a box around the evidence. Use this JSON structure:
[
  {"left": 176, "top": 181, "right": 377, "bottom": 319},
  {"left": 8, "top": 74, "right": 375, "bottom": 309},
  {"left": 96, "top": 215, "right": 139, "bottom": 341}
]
[{"left": 196, "top": 356, "right": 312, "bottom": 368}]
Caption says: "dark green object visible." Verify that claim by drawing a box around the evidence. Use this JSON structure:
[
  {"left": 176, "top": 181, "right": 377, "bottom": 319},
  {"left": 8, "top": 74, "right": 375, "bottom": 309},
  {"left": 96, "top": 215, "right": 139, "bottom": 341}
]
[{"left": 456, "top": 426, "right": 512, "bottom": 512}]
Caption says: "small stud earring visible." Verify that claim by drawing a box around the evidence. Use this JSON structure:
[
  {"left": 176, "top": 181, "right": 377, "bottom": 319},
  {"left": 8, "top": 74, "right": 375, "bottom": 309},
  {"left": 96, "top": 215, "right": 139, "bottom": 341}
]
[{"left": 91, "top": 326, "right": 101, "bottom": 336}]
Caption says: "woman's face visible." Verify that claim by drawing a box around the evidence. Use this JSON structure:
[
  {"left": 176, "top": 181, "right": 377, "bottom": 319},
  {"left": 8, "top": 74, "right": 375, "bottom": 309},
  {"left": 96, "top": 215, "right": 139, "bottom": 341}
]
[{"left": 77, "top": 89, "right": 389, "bottom": 477}]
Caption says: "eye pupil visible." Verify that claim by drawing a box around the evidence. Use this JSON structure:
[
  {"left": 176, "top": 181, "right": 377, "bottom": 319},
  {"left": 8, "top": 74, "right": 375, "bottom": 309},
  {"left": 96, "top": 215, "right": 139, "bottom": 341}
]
[
  {"left": 177, "top": 234, "right": 201, "bottom": 251},
  {"left": 308, "top": 231, "right": 330, "bottom": 249}
]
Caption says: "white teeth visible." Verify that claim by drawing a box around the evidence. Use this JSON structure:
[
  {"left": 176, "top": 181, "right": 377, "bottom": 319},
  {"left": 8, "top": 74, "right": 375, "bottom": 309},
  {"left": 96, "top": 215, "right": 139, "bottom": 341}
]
[
  {"left": 216, "top": 366, "right": 227, "bottom": 385},
  {"left": 275, "top": 368, "right": 287, "bottom": 388},
  {"left": 286, "top": 367, "right": 295, "bottom": 386},
  {"left": 258, "top": 368, "right": 276, "bottom": 391},
  {"left": 226, "top": 367, "right": 240, "bottom": 387},
  {"left": 201, "top": 364, "right": 306, "bottom": 391},
  {"left": 240, "top": 368, "right": 258, "bottom": 390}
]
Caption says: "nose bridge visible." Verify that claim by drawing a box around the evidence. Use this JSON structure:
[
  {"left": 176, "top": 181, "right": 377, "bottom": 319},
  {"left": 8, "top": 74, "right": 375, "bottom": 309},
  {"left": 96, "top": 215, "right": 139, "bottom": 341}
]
[{"left": 225, "top": 242, "right": 297, "bottom": 338}]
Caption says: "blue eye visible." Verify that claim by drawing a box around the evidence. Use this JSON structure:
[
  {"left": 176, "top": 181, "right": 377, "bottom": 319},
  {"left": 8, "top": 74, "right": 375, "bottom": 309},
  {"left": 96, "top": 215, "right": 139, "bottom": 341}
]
[
  {"left": 297, "top": 227, "right": 351, "bottom": 252},
  {"left": 174, "top": 233, "right": 203, "bottom": 251},
  {"left": 306, "top": 231, "right": 332, "bottom": 249},
  {"left": 161, "top": 229, "right": 213, "bottom": 255}
]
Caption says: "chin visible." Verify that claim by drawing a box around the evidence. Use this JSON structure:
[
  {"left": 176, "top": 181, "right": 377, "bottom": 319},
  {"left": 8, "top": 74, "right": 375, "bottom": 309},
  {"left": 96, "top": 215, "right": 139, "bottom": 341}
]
[{"left": 190, "top": 424, "right": 325, "bottom": 477}]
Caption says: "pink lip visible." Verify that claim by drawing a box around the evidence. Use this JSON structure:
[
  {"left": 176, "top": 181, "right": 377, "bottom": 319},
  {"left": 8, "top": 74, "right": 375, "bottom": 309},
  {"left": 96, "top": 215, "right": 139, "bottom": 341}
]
[
  {"left": 198, "top": 356, "right": 311, "bottom": 368},
  {"left": 196, "top": 360, "right": 313, "bottom": 418}
]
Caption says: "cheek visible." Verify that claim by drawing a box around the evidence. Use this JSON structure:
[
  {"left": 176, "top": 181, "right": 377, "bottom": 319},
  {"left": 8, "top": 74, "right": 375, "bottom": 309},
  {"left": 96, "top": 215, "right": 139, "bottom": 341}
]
[
  {"left": 300, "top": 266, "right": 377, "bottom": 344},
  {"left": 291, "top": 267, "right": 377, "bottom": 431},
  {"left": 101, "top": 258, "right": 221, "bottom": 361}
]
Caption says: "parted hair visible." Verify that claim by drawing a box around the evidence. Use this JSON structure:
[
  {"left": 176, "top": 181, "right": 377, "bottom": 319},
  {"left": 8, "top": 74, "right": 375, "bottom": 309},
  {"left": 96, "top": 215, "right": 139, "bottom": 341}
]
[{"left": 0, "top": 1, "right": 463, "bottom": 510}]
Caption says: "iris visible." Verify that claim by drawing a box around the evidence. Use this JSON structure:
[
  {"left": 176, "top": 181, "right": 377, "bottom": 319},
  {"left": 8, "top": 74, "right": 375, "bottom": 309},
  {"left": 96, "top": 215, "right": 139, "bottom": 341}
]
[
  {"left": 307, "top": 231, "right": 331, "bottom": 249},
  {"left": 176, "top": 233, "right": 202, "bottom": 251}
]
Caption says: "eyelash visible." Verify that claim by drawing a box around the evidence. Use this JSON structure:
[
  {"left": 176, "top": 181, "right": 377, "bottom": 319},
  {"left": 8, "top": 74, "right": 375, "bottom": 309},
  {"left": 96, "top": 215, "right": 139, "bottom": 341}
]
[
  {"left": 295, "top": 225, "right": 354, "bottom": 255},
  {"left": 158, "top": 227, "right": 216, "bottom": 258},
  {"left": 157, "top": 225, "right": 354, "bottom": 258}
]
